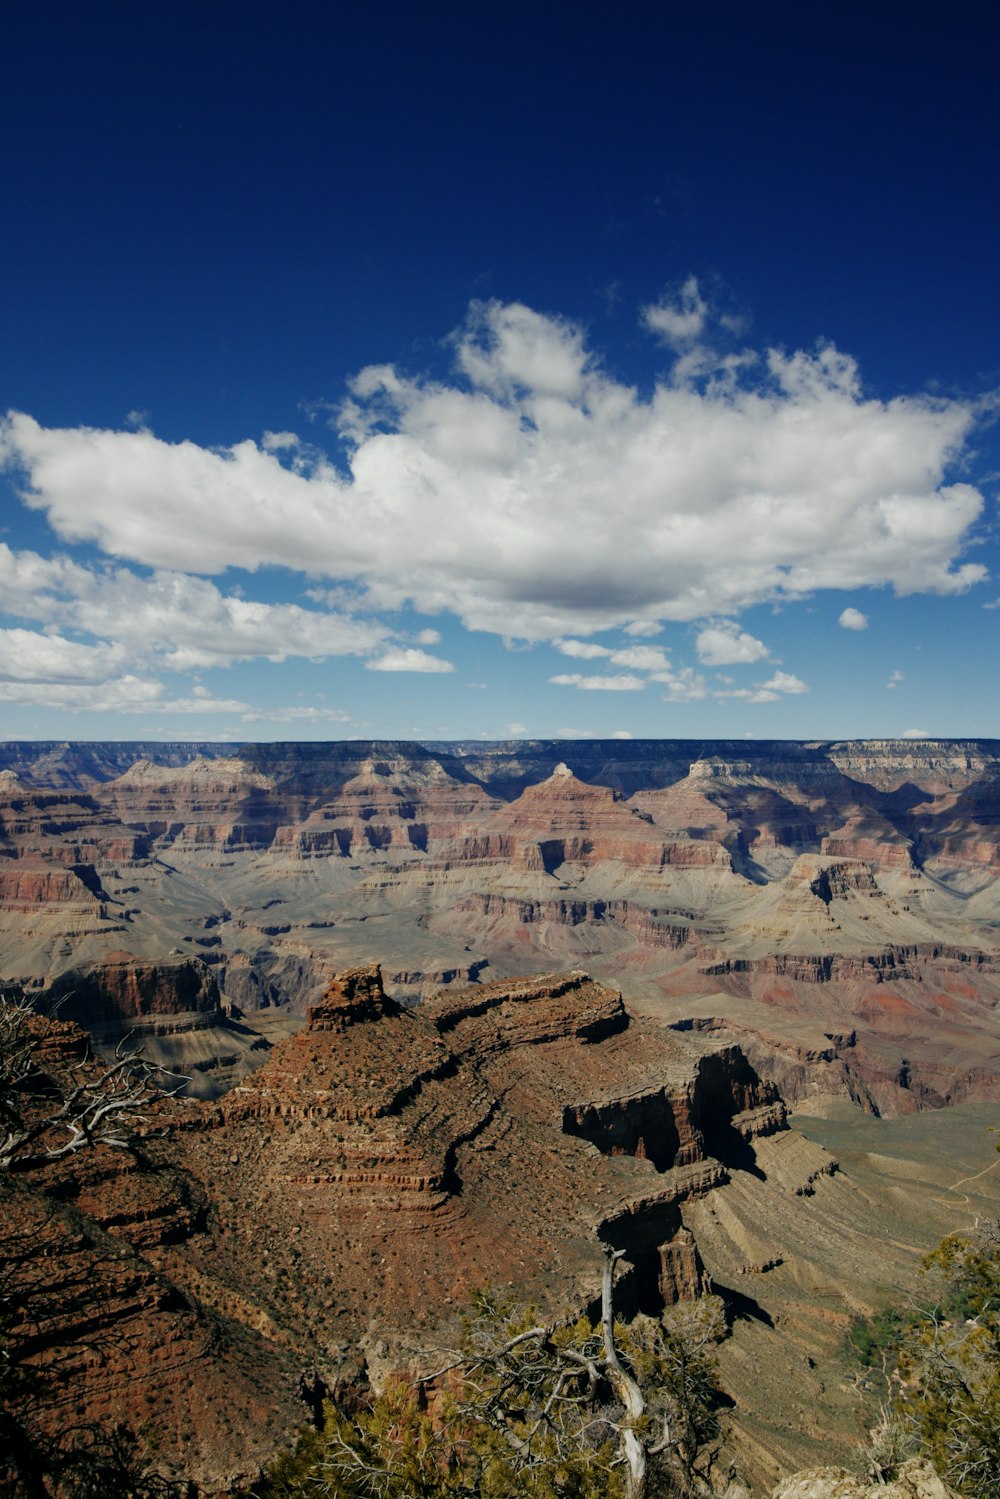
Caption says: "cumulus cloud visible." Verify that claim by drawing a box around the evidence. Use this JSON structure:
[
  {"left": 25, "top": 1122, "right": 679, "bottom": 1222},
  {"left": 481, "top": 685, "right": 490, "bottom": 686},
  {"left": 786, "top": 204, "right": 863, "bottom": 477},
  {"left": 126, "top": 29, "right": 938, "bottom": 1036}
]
[
  {"left": 642, "top": 276, "right": 708, "bottom": 346},
  {"left": 902, "top": 727, "right": 931, "bottom": 738},
  {"left": 608, "top": 645, "right": 671, "bottom": 671},
  {"left": 715, "top": 669, "right": 809, "bottom": 705},
  {"left": 154, "top": 695, "right": 252, "bottom": 714},
  {"left": 556, "top": 639, "right": 613, "bottom": 659},
  {"left": 366, "top": 648, "right": 454, "bottom": 673},
  {"left": 839, "top": 607, "right": 869, "bottom": 630},
  {"left": 887, "top": 669, "right": 905, "bottom": 689},
  {"left": 0, "top": 674, "right": 247, "bottom": 714},
  {"left": 0, "top": 544, "right": 388, "bottom": 670},
  {"left": 763, "top": 671, "right": 808, "bottom": 694},
  {"left": 0, "top": 628, "right": 128, "bottom": 684},
  {"left": 550, "top": 673, "right": 646, "bottom": 691},
  {"left": 0, "top": 293, "right": 987, "bottom": 651},
  {"left": 695, "top": 622, "right": 770, "bottom": 666}
]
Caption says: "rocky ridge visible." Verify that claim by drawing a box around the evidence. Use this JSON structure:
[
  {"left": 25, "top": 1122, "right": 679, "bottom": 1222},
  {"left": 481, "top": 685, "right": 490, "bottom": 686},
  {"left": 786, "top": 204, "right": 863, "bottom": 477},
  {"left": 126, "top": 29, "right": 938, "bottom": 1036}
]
[
  {"left": 1, "top": 739, "right": 999, "bottom": 1112},
  {"left": 11, "top": 961, "right": 1000, "bottom": 1494}
]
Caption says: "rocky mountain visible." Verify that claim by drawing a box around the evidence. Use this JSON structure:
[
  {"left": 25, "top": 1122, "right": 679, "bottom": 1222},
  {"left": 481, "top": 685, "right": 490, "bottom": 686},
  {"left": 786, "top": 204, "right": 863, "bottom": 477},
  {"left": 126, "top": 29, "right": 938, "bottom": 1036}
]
[
  {"left": 10, "top": 963, "right": 998, "bottom": 1494},
  {"left": 1, "top": 739, "right": 998, "bottom": 1113}
]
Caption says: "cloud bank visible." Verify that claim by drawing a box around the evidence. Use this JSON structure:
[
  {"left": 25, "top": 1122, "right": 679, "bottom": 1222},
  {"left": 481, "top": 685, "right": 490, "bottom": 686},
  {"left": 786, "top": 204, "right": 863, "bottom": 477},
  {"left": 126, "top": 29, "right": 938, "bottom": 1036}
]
[
  {"left": 2, "top": 295, "right": 986, "bottom": 647},
  {"left": 0, "top": 287, "right": 990, "bottom": 715}
]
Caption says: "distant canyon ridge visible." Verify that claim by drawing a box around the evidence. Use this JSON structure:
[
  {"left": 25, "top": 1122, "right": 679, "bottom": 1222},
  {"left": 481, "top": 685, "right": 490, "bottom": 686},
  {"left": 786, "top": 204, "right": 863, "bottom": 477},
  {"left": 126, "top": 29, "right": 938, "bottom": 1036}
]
[{"left": 1, "top": 737, "right": 999, "bottom": 1116}]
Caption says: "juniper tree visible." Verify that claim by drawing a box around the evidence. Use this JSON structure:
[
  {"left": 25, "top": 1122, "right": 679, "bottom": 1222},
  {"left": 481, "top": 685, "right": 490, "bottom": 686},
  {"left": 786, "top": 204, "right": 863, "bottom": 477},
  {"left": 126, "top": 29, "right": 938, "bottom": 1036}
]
[{"left": 259, "top": 1245, "right": 727, "bottom": 1499}]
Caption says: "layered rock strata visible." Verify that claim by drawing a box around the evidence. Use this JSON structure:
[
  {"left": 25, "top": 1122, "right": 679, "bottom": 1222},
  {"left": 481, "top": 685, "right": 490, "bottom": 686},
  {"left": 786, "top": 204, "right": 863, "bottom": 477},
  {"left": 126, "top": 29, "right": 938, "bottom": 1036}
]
[
  {"left": 1, "top": 740, "right": 999, "bottom": 1113},
  {"left": 7, "top": 962, "right": 809, "bottom": 1489}
]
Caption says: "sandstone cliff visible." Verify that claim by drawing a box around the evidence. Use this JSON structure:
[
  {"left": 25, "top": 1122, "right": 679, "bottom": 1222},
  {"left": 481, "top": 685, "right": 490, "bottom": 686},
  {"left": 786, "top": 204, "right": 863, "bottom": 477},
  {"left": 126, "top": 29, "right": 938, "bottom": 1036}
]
[
  {"left": 8, "top": 960, "right": 1000, "bottom": 1494},
  {"left": 1, "top": 739, "right": 999, "bottom": 1116}
]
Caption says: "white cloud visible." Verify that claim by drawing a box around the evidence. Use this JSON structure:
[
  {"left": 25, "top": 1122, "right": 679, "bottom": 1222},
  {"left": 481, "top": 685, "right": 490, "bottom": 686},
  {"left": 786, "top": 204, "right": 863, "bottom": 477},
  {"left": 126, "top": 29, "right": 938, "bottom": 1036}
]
[
  {"left": 762, "top": 670, "right": 808, "bottom": 694},
  {"left": 887, "top": 669, "right": 905, "bottom": 689},
  {"left": 902, "top": 727, "right": 931, "bottom": 738},
  {"left": 452, "top": 300, "right": 590, "bottom": 400},
  {"left": 0, "top": 295, "right": 986, "bottom": 650},
  {"left": 0, "top": 628, "right": 128, "bottom": 684},
  {"left": 556, "top": 727, "right": 598, "bottom": 738},
  {"left": 0, "top": 295, "right": 986, "bottom": 725},
  {"left": 550, "top": 673, "right": 646, "bottom": 691},
  {"left": 608, "top": 645, "right": 671, "bottom": 670},
  {"left": 366, "top": 648, "right": 455, "bottom": 673},
  {"left": 695, "top": 622, "right": 770, "bottom": 666},
  {"left": 556, "top": 639, "right": 613, "bottom": 659},
  {"left": 610, "top": 730, "right": 634, "bottom": 739},
  {"left": 156, "top": 695, "right": 252, "bottom": 714},
  {"left": 713, "top": 669, "right": 809, "bottom": 705},
  {"left": 0, "top": 674, "right": 248, "bottom": 714},
  {"left": 240, "top": 705, "right": 352, "bottom": 723},
  {"left": 642, "top": 276, "right": 708, "bottom": 346},
  {"left": 507, "top": 721, "right": 527, "bottom": 735},
  {"left": 0, "top": 544, "right": 388, "bottom": 671},
  {"left": 649, "top": 666, "right": 709, "bottom": 701},
  {"left": 725, "top": 687, "right": 780, "bottom": 704}
]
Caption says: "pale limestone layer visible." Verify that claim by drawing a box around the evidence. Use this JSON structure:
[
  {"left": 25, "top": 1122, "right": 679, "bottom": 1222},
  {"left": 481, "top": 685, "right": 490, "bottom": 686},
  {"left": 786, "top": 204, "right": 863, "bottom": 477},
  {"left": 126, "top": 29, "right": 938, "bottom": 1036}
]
[{"left": 772, "top": 1458, "right": 957, "bottom": 1499}]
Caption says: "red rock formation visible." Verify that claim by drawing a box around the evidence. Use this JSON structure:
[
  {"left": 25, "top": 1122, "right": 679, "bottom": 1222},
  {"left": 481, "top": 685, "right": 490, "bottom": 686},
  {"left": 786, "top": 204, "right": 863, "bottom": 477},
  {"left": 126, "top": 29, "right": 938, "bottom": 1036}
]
[
  {"left": 42, "top": 952, "right": 223, "bottom": 1033},
  {"left": 460, "top": 762, "right": 729, "bottom": 872},
  {"left": 156, "top": 962, "right": 795, "bottom": 1481},
  {"left": 274, "top": 755, "right": 502, "bottom": 859},
  {"left": 0, "top": 865, "right": 104, "bottom": 908},
  {"left": 1, "top": 739, "right": 999, "bottom": 1119}
]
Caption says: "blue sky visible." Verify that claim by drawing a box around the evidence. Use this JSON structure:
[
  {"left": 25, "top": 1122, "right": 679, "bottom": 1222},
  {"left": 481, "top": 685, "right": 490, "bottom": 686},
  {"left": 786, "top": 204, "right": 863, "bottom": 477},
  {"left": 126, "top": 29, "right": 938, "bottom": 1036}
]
[{"left": 1, "top": 0, "right": 998, "bottom": 743}]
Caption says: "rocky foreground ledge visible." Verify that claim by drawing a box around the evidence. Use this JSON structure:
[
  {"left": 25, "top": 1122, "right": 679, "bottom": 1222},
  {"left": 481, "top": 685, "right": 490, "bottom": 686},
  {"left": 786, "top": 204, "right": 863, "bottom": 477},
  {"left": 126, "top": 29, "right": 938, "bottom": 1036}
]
[
  {"left": 10, "top": 959, "right": 996, "bottom": 1494},
  {"left": 9, "top": 960, "right": 837, "bottom": 1491},
  {"left": 771, "top": 1458, "right": 957, "bottom": 1498}
]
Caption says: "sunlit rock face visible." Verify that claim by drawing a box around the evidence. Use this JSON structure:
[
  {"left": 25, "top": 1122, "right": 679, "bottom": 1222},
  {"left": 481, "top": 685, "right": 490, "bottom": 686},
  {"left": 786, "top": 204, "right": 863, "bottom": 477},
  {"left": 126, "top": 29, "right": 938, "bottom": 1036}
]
[
  {"left": 12, "top": 962, "right": 806, "bottom": 1490},
  {"left": 1, "top": 738, "right": 999, "bottom": 1114}
]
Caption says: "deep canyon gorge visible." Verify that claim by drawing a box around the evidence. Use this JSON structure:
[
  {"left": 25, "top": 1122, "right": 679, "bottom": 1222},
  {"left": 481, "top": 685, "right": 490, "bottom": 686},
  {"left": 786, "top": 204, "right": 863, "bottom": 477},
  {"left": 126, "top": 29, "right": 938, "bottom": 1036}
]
[{"left": 4, "top": 738, "right": 1000, "bottom": 1494}]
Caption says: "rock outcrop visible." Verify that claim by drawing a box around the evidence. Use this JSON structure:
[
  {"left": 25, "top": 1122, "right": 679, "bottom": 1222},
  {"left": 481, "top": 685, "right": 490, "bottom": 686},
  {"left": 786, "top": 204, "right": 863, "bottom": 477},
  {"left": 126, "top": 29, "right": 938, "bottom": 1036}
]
[
  {"left": 9, "top": 958, "right": 1000, "bottom": 1494},
  {"left": 42, "top": 952, "right": 223, "bottom": 1032},
  {"left": 1, "top": 738, "right": 999, "bottom": 1115},
  {"left": 5, "top": 962, "right": 811, "bottom": 1489},
  {"left": 771, "top": 1459, "right": 958, "bottom": 1499}
]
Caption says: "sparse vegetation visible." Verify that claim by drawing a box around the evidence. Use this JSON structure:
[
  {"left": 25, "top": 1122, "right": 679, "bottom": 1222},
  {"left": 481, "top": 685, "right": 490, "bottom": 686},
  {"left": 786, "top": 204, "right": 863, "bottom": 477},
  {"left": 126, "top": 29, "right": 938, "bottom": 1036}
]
[
  {"left": 853, "top": 1219, "right": 1000, "bottom": 1498},
  {"left": 848, "top": 1304, "right": 912, "bottom": 1369},
  {"left": 257, "top": 1248, "right": 727, "bottom": 1499}
]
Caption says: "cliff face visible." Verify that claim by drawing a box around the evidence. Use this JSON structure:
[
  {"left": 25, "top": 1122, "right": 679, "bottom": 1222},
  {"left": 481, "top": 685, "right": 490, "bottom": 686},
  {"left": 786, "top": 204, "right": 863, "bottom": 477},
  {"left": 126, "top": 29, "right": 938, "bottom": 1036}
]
[
  {"left": 42, "top": 952, "right": 223, "bottom": 1030},
  {"left": 10, "top": 963, "right": 816, "bottom": 1491},
  {"left": 12, "top": 959, "right": 1000, "bottom": 1494},
  {"left": 1, "top": 739, "right": 999, "bottom": 1115},
  {"left": 180, "top": 960, "right": 802, "bottom": 1386}
]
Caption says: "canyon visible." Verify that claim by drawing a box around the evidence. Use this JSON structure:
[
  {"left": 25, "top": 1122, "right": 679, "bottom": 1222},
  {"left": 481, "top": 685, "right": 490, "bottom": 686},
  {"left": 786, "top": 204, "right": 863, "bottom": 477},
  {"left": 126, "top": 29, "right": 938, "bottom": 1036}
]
[
  {"left": 9, "top": 962, "right": 998, "bottom": 1495},
  {"left": 3, "top": 738, "right": 1000, "bottom": 1493},
  {"left": 0, "top": 737, "right": 998, "bottom": 1116}
]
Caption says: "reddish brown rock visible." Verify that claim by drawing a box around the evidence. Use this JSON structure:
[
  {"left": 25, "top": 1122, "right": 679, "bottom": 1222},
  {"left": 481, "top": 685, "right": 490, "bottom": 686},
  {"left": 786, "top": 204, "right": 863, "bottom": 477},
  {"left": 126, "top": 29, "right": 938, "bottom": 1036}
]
[
  {"left": 1, "top": 738, "right": 999, "bottom": 1119},
  {"left": 41, "top": 952, "right": 223, "bottom": 1033}
]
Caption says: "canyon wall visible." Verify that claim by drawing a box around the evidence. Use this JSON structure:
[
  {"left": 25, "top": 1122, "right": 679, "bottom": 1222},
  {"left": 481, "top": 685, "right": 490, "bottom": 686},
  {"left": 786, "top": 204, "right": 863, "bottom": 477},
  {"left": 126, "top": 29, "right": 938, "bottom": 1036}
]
[{"left": 0, "top": 739, "right": 998, "bottom": 1112}]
